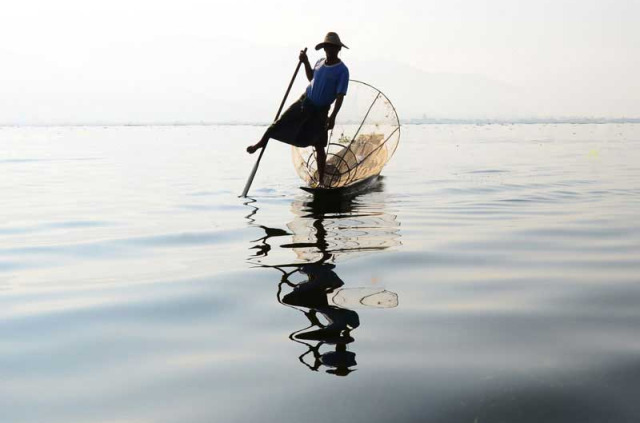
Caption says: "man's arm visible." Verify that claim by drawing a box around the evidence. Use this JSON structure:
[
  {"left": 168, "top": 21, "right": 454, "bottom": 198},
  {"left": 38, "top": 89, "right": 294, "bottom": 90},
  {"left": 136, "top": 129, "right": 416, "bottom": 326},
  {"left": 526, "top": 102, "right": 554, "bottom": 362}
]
[
  {"left": 299, "top": 50, "right": 313, "bottom": 81},
  {"left": 326, "top": 94, "right": 345, "bottom": 130}
]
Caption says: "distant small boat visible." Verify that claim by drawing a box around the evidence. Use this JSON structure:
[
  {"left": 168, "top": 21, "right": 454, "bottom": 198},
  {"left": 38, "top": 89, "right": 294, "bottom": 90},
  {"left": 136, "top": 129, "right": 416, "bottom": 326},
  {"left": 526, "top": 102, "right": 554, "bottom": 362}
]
[{"left": 292, "top": 80, "right": 400, "bottom": 196}]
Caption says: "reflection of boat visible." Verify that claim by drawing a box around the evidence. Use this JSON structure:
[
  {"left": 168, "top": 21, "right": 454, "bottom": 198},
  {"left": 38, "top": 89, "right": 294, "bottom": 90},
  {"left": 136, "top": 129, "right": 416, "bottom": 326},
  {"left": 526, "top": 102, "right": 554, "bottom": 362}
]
[
  {"left": 244, "top": 186, "right": 401, "bottom": 376},
  {"left": 292, "top": 80, "right": 400, "bottom": 193},
  {"left": 285, "top": 189, "right": 401, "bottom": 263}
]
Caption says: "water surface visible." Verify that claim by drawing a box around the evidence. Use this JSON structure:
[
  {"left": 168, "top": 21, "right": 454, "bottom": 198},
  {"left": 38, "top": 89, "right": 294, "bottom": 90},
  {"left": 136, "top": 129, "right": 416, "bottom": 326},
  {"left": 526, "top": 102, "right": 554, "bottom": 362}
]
[{"left": 1, "top": 124, "right": 639, "bottom": 422}]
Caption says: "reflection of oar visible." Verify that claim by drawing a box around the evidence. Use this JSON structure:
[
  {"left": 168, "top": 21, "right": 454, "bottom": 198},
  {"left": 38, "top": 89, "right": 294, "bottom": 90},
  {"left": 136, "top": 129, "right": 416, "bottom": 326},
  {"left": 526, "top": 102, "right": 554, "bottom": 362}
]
[{"left": 240, "top": 48, "right": 308, "bottom": 197}]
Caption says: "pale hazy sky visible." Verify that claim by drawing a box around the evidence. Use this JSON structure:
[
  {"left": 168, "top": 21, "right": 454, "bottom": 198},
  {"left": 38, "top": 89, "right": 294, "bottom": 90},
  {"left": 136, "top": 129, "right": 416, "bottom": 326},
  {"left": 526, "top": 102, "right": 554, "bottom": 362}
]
[{"left": 1, "top": 0, "right": 638, "bottom": 123}]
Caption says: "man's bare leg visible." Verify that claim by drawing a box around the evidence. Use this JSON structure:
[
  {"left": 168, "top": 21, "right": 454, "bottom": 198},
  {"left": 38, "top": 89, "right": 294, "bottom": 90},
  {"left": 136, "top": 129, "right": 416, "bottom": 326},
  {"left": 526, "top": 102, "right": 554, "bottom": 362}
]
[
  {"left": 315, "top": 144, "right": 326, "bottom": 186},
  {"left": 247, "top": 130, "right": 270, "bottom": 154}
]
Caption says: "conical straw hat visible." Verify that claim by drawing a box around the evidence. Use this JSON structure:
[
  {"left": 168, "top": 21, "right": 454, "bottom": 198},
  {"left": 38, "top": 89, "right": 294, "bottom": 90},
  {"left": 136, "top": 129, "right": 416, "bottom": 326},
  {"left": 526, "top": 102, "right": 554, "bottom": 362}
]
[{"left": 315, "top": 32, "right": 349, "bottom": 50}]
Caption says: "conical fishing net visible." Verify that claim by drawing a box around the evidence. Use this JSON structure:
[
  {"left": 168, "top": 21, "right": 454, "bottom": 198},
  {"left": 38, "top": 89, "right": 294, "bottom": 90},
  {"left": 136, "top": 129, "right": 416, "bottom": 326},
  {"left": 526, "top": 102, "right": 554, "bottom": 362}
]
[{"left": 292, "top": 80, "right": 400, "bottom": 188}]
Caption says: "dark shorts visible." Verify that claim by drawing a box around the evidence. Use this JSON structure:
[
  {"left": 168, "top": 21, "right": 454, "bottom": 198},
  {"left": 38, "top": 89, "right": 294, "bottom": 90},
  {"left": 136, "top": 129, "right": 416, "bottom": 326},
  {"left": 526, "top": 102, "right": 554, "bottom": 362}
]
[{"left": 267, "top": 95, "right": 330, "bottom": 148}]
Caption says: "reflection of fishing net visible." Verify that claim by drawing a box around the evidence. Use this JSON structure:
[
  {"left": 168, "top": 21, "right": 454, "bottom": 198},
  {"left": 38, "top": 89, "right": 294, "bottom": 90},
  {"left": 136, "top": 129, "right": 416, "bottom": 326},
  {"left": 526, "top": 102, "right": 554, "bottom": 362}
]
[
  {"left": 292, "top": 80, "right": 400, "bottom": 188},
  {"left": 330, "top": 288, "right": 399, "bottom": 309}
]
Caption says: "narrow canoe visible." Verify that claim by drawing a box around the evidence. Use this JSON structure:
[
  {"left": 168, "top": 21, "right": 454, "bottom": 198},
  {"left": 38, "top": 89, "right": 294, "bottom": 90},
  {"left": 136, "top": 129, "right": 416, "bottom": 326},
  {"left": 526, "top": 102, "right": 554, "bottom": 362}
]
[{"left": 300, "top": 174, "right": 380, "bottom": 198}]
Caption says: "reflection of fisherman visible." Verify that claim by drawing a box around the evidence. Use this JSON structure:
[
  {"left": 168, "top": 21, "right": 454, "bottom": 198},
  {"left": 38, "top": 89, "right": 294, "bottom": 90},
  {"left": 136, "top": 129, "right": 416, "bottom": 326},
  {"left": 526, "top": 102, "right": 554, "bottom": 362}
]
[
  {"left": 246, "top": 192, "right": 400, "bottom": 377},
  {"left": 282, "top": 263, "right": 359, "bottom": 376}
]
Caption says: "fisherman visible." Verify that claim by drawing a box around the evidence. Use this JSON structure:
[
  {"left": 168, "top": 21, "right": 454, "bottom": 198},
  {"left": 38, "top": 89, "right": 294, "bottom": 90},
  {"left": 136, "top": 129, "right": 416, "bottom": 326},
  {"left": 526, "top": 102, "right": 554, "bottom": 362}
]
[{"left": 246, "top": 32, "right": 350, "bottom": 187}]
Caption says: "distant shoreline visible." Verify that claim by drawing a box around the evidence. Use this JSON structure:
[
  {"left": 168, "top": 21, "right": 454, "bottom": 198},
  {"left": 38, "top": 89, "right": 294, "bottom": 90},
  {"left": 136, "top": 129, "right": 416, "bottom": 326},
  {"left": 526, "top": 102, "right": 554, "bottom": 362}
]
[
  {"left": 1, "top": 118, "right": 639, "bottom": 128},
  {"left": 403, "top": 118, "right": 640, "bottom": 125}
]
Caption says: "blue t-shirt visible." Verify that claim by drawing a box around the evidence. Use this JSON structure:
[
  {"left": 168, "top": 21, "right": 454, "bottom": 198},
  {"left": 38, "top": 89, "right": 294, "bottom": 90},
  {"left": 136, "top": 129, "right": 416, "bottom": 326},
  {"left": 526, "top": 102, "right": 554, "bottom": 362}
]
[{"left": 305, "top": 59, "right": 349, "bottom": 107}]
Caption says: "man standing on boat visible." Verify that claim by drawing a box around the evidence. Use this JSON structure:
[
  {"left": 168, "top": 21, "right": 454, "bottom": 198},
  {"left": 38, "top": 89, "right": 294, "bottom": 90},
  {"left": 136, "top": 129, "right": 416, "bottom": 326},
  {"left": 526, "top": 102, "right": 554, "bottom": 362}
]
[{"left": 247, "top": 32, "right": 349, "bottom": 187}]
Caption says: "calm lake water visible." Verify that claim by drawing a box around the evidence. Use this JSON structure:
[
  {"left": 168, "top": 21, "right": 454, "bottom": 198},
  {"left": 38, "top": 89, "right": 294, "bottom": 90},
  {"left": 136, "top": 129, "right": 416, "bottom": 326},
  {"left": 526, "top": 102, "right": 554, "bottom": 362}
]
[{"left": 1, "top": 123, "right": 640, "bottom": 422}]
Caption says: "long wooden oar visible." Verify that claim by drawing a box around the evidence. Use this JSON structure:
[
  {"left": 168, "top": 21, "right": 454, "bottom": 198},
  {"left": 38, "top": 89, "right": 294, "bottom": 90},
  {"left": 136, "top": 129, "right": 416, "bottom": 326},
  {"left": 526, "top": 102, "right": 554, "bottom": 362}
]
[{"left": 240, "top": 48, "right": 308, "bottom": 197}]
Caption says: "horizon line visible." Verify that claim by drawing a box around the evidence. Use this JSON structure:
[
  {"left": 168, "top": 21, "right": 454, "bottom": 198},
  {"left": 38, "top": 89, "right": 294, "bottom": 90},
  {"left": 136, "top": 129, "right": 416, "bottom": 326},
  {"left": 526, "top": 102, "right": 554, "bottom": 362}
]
[{"left": 1, "top": 117, "right": 640, "bottom": 128}]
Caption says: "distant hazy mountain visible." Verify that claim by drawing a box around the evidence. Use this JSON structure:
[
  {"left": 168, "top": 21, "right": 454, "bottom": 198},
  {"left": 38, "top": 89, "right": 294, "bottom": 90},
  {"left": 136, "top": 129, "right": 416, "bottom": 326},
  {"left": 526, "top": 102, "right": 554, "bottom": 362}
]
[
  {"left": 350, "top": 59, "right": 540, "bottom": 121},
  {"left": 0, "top": 36, "right": 636, "bottom": 126}
]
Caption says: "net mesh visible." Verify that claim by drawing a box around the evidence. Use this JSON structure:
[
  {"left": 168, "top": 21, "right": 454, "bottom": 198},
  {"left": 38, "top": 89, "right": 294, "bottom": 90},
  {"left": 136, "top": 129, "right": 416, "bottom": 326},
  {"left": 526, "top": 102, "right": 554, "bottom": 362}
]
[{"left": 291, "top": 80, "right": 400, "bottom": 188}]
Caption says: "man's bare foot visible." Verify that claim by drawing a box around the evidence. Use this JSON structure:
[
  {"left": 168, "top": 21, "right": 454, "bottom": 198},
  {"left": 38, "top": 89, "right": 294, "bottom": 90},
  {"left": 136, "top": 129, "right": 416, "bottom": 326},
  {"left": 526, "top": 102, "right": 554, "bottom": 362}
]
[{"left": 247, "top": 139, "right": 268, "bottom": 154}]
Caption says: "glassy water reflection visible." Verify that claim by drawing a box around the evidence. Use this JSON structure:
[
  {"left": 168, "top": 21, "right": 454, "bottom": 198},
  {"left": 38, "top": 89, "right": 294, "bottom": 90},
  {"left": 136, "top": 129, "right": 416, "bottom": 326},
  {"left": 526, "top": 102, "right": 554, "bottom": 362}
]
[
  {"left": 245, "top": 179, "right": 401, "bottom": 376},
  {"left": 2, "top": 124, "right": 640, "bottom": 422}
]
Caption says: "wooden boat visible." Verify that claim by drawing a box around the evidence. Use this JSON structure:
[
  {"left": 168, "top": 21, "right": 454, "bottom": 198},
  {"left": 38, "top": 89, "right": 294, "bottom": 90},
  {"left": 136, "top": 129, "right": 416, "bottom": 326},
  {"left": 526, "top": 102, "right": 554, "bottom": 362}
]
[{"left": 300, "top": 174, "right": 380, "bottom": 198}]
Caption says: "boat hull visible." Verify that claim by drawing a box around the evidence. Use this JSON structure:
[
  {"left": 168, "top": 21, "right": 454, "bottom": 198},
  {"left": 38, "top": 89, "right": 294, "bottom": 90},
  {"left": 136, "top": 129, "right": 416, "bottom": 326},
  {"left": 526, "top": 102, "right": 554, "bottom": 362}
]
[{"left": 300, "top": 175, "right": 380, "bottom": 198}]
